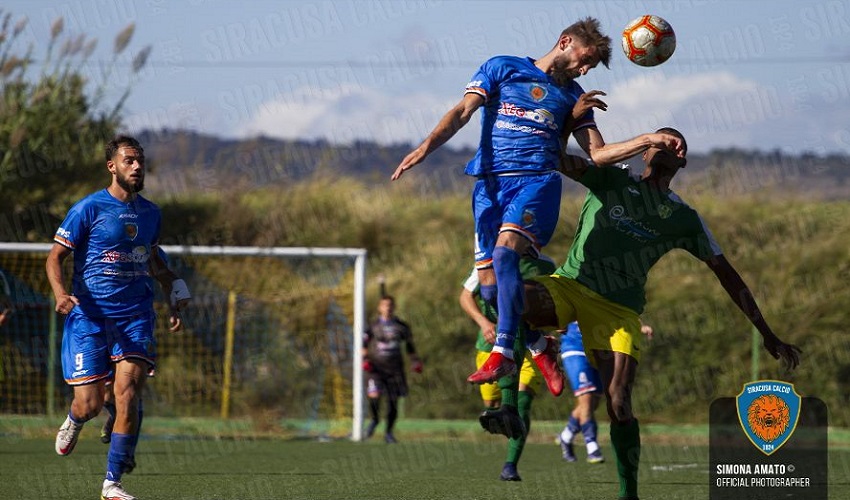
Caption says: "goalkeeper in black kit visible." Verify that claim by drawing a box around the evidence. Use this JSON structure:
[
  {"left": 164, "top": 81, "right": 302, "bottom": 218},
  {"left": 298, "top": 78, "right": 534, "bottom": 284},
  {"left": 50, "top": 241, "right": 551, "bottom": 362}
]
[{"left": 361, "top": 295, "right": 422, "bottom": 443}]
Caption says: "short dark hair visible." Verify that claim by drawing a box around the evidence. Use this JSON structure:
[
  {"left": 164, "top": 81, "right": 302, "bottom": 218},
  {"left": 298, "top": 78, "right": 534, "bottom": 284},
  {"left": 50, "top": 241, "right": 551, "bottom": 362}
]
[
  {"left": 656, "top": 127, "right": 688, "bottom": 154},
  {"left": 105, "top": 135, "right": 143, "bottom": 161},
  {"left": 562, "top": 17, "right": 612, "bottom": 69}
]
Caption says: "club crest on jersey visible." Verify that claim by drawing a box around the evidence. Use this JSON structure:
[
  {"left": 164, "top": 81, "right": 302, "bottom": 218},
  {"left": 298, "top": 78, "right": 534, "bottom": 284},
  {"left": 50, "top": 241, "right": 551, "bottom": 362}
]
[
  {"left": 529, "top": 84, "right": 547, "bottom": 101},
  {"left": 521, "top": 209, "right": 536, "bottom": 227},
  {"left": 657, "top": 204, "right": 673, "bottom": 219},
  {"left": 736, "top": 380, "right": 801, "bottom": 456},
  {"left": 125, "top": 223, "right": 138, "bottom": 240}
]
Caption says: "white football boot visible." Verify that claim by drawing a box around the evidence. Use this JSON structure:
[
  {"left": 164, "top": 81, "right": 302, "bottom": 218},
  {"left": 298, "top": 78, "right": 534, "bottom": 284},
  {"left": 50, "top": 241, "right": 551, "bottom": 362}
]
[
  {"left": 55, "top": 415, "right": 84, "bottom": 456},
  {"left": 101, "top": 480, "right": 137, "bottom": 500}
]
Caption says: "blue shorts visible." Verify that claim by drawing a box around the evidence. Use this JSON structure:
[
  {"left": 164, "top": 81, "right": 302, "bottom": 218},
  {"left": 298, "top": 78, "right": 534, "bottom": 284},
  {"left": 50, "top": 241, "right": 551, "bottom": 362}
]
[
  {"left": 61, "top": 309, "right": 157, "bottom": 385},
  {"left": 472, "top": 172, "right": 561, "bottom": 268},
  {"left": 561, "top": 351, "right": 603, "bottom": 396}
]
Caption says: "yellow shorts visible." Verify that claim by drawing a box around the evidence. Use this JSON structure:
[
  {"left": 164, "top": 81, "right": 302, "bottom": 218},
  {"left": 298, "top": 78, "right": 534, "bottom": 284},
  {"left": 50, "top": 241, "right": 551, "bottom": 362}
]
[
  {"left": 476, "top": 349, "right": 541, "bottom": 402},
  {"left": 530, "top": 275, "right": 643, "bottom": 363}
]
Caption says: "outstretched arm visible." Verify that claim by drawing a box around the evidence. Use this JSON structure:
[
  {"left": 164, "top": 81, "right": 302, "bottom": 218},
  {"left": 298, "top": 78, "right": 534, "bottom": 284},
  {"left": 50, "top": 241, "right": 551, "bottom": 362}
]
[
  {"left": 391, "top": 92, "right": 484, "bottom": 181},
  {"left": 573, "top": 126, "right": 685, "bottom": 167},
  {"left": 706, "top": 255, "right": 801, "bottom": 371}
]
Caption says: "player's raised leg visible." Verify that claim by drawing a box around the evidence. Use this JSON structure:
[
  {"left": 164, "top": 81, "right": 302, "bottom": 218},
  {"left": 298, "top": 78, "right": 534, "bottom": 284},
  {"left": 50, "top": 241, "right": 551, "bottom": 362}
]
[{"left": 56, "top": 382, "right": 105, "bottom": 455}]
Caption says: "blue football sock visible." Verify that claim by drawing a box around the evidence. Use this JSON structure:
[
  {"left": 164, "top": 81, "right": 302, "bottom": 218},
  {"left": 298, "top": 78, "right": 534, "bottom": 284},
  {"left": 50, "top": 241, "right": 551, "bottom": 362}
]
[
  {"left": 561, "top": 415, "right": 580, "bottom": 442},
  {"left": 480, "top": 284, "right": 498, "bottom": 309},
  {"left": 492, "top": 246, "right": 523, "bottom": 350},
  {"left": 68, "top": 411, "right": 87, "bottom": 425},
  {"left": 581, "top": 419, "right": 598, "bottom": 444},
  {"left": 106, "top": 433, "right": 135, "bottom": 482},
  {"left": 524, "top": 329, "right": 543, "bottom": 350}
]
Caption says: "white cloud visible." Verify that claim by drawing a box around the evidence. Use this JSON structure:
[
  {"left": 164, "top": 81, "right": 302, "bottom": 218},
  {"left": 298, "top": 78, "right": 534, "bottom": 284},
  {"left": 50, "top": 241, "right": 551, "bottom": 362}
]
[
  {"left": 234, "top": 85, "right": 481, "bottom": 148},
  {"left": 234, "top": 70, "right": 845, "bottom": 154},
  {"left": 591, "top": 71, "right": 777, "bottom": 152}
]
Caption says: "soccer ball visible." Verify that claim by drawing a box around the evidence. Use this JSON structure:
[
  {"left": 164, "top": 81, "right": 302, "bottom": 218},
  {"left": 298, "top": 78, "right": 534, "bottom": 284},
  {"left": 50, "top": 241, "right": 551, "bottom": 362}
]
[{"left": 621, "top": 15, "right": 676, "bottom": 67}]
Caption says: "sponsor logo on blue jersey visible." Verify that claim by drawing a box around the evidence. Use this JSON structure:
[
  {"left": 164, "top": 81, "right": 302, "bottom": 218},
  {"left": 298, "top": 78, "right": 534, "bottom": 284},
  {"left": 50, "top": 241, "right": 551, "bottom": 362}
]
[{"left": 497, "top": 103, "right": 557, "bottom": 130}]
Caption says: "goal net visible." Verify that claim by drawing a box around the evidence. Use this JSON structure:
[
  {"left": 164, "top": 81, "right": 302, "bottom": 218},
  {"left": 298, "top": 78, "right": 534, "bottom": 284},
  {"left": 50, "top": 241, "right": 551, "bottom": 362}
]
[{"left": 0, "top": 243, "right": 367, "bottom": 440}]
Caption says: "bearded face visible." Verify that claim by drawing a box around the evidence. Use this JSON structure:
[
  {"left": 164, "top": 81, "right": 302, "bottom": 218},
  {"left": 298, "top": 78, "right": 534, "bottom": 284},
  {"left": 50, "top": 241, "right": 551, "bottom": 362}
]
[
  {"left": 111, "top": 146, "right": 145, "bottom": 193},
  {"left": 550, "top": 54, "right": 581, "bottom": 86},
  {"left": 116, "top": 169, "right": 144, "bottom": 193}
]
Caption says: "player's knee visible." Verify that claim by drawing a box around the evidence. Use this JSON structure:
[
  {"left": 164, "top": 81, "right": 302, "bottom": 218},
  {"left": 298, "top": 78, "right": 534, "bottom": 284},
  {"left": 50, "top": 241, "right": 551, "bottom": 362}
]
[
  {"left": 72, "top": 395, "right": 104, "bottom": 421},
  {"left": 492, "top": 246, "right": 520, "bottom": 271}
]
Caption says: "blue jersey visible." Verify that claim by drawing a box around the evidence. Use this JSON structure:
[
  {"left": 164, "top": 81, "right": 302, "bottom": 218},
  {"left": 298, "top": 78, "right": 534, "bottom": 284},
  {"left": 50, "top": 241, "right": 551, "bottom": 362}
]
[
  {"left": 54, "top": 189, "right": 162, "bottom": 318},
  {"left": 464, "top": 55, "right": 595, "bottom": 177}
]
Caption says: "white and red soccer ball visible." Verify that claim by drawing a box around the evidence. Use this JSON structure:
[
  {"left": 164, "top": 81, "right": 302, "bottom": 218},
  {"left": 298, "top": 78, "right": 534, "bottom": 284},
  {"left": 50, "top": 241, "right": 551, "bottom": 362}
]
[{"left": 622, "top": 15, "right": 676, "bottom": 67}]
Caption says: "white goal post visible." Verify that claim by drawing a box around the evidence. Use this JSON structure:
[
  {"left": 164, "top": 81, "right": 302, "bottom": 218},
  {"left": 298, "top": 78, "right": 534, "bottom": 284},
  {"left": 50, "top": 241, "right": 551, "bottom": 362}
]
[{"left": 0, "top": 242, "right": 368, "bottom": 441}]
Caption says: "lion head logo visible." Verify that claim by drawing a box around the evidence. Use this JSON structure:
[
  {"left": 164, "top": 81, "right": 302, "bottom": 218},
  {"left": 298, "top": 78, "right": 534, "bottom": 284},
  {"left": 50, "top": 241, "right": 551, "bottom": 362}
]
[{"left": 747, "top": 394, "right": 790, "bottom": 442}]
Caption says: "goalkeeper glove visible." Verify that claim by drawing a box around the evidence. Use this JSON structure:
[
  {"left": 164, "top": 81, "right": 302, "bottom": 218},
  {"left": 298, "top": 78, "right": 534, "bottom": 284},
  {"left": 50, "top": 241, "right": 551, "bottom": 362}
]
[{"left": 362, "top": 360, "right": 374, "bottom": 373}]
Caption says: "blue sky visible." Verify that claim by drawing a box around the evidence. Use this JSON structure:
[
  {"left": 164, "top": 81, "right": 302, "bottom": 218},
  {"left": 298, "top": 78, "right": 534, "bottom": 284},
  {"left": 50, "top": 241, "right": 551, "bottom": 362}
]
[{"left": 6, "top": 0, "right": 850, "bottom": 154}]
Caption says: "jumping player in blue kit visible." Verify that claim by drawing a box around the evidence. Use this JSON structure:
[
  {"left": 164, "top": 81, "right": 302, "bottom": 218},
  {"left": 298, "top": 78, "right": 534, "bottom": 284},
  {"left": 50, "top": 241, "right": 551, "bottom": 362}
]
[
  {"left": 46, "top": 135, "right": 191, "bottom": 500},
  {"left": 391, "top": 18, "right": 686, "bottom": 395}
]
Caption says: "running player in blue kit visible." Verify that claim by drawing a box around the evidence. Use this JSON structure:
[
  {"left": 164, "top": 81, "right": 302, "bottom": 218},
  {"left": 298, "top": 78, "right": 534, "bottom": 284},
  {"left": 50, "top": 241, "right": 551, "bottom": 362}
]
[
  {"left": 392, "top": 18, "right": 685, "bottom": 394},
  {"left": 558, "top": 321, "right": 605, "bottom": 463},
  {"left": 46, "top": 135, "right": 191, "bottom": 500}
]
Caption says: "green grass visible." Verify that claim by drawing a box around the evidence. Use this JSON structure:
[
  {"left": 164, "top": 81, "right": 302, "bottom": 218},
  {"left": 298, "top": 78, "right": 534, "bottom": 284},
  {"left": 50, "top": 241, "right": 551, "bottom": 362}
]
[{"left": 2, "top": 418, "right": 849, "bottom": 499}]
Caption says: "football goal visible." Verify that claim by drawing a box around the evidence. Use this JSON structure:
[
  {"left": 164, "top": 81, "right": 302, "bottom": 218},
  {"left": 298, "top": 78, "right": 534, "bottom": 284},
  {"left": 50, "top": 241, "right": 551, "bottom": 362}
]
[{"left": 0, "top": 242, "right": 369, "bottom": 441}]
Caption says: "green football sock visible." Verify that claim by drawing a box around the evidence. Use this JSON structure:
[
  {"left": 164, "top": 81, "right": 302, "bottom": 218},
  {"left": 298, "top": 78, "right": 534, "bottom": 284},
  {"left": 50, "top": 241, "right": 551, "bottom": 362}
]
[
  {"left": 497, "top": 372, "right": 518, "bottom": 407},
  {"left": 610, "top": 418, "right": 641, "bottom": 499},
  {"left": 505, "top": 390, "right": 534, "bottom": 464},
  {"left": 497, "top": 327, "right": 526, "bottom": 408}
]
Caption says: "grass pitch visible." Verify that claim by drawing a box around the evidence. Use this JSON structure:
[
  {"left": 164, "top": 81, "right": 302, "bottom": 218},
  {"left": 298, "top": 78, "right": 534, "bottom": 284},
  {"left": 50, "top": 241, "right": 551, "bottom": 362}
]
[{"left": 1, "top": 418, "right": 849, "bottom": 499}]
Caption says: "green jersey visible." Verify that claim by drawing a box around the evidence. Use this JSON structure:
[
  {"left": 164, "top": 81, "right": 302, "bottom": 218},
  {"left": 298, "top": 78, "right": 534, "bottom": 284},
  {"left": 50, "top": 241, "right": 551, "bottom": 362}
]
[
  {"left": 556, "top": 165, "right": 721, "bottom": 314},
  {"left": 463, "top": 255, "right": 557, "bottom": 352}
]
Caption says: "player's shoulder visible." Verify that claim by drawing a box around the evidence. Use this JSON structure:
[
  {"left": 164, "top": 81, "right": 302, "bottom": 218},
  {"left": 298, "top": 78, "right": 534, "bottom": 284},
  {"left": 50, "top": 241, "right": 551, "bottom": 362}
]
[
  {"left": 581, "top": 162, "right": 633, "bottom": 186},
  {"left": 485, "top": 54, "right": 526, "bottom": 65},
  {"left": 665, "top": 190, "right": 703, "bottom": 220},
  {"left": 481, "top": 55, "right": 532, "bottom": 73},
  {"left": 81, "top": 189, "right": 112, "bottom": 204},
  {"left": 135, "top": 194, "right": 161, "bottom": 210},
  {"left": 665, "top": 189, "right": 690, "bottom": 206},
  {"left": 68, "top": 189, "right": 111, "bottom": 213}
]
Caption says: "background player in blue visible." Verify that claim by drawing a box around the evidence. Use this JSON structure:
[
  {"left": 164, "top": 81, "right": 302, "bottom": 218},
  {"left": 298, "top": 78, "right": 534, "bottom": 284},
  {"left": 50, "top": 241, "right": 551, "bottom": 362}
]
[
  {"left": 557, "top": 321, "right": 651, "bottom": 463},
  {"left": 391, "top": 18, "right": 686, "bottom": 392},
  {"left": 46, "top": 135, "right": 191, "bottom": 500},
  {"left": 558, "top": 321, "right": 605, "bottom": 464}
]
